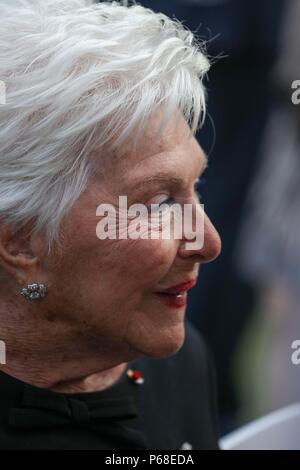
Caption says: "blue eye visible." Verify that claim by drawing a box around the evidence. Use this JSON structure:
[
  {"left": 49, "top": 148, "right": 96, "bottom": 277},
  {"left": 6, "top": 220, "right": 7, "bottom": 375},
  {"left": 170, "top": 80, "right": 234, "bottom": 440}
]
[
  {"left": 148, "top": 196, "right": 174, "bottom": 213},
  {"left": 160, "top": 196, "right": 174, "bottom": 206}
]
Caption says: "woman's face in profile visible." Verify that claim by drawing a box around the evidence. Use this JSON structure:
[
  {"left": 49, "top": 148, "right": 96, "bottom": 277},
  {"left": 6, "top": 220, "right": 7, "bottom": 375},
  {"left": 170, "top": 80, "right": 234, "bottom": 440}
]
[{"left": 43, "top": 112, "right": 221, "bottom": 359}]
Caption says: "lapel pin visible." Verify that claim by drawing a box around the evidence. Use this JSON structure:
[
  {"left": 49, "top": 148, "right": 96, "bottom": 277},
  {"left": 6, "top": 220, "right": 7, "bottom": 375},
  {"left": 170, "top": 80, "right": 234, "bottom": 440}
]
[{"left": 127, "top": 369, "right": 144, "bottom": 385}]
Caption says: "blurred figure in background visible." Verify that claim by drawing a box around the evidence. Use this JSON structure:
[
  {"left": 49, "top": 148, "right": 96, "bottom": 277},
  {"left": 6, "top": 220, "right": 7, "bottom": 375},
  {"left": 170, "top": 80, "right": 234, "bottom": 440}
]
[
  {"left": 236, "top": 0, "right": 300, "bottom": 417},
  {"left": 140, "top": 0, "right": 286, "bottom": 432}
]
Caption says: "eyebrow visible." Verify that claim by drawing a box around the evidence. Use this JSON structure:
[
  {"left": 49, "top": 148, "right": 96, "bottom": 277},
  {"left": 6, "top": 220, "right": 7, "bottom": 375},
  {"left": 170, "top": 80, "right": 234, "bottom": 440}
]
[
  {"left": 134, "top": 174, "right": 182, "bottom": 189},
  {"left": 132, "top": 152, "right": 208, "bottom": 189}
]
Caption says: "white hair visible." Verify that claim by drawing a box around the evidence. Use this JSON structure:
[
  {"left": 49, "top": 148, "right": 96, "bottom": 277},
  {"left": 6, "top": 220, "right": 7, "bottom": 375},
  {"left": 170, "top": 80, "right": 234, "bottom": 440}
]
[{"left": 0, "top": 0, "right": 210, "bottom": 256}]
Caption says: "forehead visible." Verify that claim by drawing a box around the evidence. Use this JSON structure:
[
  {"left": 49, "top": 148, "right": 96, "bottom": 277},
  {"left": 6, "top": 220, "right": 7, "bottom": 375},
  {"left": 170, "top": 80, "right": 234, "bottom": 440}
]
[
  {"left": 121, "top": 111, "right": 201, "bottom": 161},
  {"left": 101, "top": 112, "right": 207, "bottom": 188}
]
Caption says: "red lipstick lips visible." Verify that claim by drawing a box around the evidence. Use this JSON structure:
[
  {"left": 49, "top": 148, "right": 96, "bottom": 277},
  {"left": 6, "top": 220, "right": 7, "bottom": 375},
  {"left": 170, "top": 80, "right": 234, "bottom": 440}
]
[
  {"left": 154, "top": 278, "right": 197, "bottom": 309},
  {"left": 162, "top": 279, "right": 197, "bottom": 294}
]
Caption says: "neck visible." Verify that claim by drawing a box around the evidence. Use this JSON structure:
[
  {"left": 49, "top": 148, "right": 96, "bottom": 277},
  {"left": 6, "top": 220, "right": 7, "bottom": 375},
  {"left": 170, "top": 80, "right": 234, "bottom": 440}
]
[{"left": 0, "top": 294, "right": 134, "bottom": 393}]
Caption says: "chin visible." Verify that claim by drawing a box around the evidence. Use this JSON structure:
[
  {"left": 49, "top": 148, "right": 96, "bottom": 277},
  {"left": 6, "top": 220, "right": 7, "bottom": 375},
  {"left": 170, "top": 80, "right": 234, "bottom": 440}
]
[{"left": 135, "top": 322, "right": 186, "bottom": 359}]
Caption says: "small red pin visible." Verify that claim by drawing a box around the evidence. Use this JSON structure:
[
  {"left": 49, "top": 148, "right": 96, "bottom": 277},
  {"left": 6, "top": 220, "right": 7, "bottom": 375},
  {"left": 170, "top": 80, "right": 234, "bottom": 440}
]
[{"left": 127, "top": 368, "right": 144, "bottom": 385}]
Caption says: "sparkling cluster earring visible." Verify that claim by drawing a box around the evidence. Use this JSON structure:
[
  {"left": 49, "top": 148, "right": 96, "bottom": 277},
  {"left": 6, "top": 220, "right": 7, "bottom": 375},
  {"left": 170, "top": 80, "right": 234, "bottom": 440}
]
[{"left": 20, "top": 282, "right": 47, "bottom": 300}]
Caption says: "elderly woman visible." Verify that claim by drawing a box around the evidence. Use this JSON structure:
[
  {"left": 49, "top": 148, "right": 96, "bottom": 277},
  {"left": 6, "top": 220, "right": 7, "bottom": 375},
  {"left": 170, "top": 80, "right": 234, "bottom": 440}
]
[{"left": 0, "top": 0, "right": 221, "bottom": 450}]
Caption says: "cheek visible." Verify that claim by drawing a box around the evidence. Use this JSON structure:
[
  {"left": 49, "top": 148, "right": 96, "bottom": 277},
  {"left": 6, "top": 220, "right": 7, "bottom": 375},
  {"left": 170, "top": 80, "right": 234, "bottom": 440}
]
[
  {"left": 49, "top": 213, "right": 179, "bottom": 304},
  {"left": 116, "top": 237, "right": 178, "bottom": 287}
]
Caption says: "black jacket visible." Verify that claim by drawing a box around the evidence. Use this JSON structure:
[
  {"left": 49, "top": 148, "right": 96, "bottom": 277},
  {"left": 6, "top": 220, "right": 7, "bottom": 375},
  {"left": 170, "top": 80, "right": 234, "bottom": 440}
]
[{"left": 0, "top": 322, "right": 219, "bottom": 450}]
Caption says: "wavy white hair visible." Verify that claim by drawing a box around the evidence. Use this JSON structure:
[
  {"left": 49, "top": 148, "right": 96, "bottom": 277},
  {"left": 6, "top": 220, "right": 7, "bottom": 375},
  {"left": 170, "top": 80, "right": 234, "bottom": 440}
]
[{"left": 0, "top": 0, "right": 210, "bottom": 256}]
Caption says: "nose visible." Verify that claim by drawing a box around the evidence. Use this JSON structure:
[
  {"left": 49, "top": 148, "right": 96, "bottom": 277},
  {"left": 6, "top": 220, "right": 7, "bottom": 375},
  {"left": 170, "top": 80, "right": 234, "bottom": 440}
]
[{"left": 178, "top": 205, "right": 221, "bottom": 263}]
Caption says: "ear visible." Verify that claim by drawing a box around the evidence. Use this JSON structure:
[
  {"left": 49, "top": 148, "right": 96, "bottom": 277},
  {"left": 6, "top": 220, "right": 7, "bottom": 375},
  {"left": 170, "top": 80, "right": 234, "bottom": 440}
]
[{"left": 0, "top": 222, "right": 42, "bottom": 285}]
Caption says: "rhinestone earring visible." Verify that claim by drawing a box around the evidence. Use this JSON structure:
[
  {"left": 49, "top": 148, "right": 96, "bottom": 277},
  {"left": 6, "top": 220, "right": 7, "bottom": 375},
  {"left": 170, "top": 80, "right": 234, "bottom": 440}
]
[{"left": 20, "top": 282, "right": 47, "bottom": 300}]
